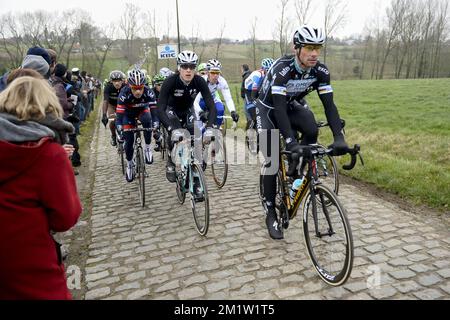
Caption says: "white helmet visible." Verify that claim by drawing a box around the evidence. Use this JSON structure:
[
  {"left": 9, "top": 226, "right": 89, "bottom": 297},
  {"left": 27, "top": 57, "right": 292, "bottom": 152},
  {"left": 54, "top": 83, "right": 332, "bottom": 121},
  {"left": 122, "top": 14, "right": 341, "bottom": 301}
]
[
  {"left": 293, "top": 25, "right": 326, "bottom": 48},
  {"left": 207, "top": 59, "right": 222, "bottom": 72},
  {"left": 177, "top": 50, "right": 198, "bottom": 66},
  {"left": 159, "top": 67, "right": 174, "bottom": 77},
  {"left": 127, "top": 69, "right": 146, "bottom": 86}
]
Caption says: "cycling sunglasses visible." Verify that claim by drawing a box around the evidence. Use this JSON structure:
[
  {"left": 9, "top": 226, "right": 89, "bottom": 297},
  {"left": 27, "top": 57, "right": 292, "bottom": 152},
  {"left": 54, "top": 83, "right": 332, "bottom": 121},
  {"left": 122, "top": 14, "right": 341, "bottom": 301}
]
[
  {"left": 302, "top": 44, "right": 323, "bottom": 51},
  {"left": 209, "top": 71, "right": 221, "bottom": 75},
  {"left": 180, "top": 64, "right": 197, "bottom": 70},
  {"left": 130, "top": 84, "right": 144, "bottom": 90}
]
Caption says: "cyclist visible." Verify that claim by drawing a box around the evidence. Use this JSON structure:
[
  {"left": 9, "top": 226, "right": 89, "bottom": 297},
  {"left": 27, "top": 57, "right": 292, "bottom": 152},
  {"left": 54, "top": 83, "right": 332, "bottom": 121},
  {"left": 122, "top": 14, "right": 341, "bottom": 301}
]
[
  {"left": 157, "top": 50, "right": 217, "bottom": 188},
  {"left": 257, "top": 25, "right": 349, "bottom": 240},
  {"left": 102, "top": 70, "right": 126, "bottom": 146},
  {"left": 193, "top": 59, "right": 239, "bottom": 129},
  {"left": 116, "top": 68, "right": 157, "bottom": 183},
  {"left": 151, "top": 73, "right": 166, "bottom": 151},
  {"left": 197, "top": 63, "right": 208, "bottom": 76}
]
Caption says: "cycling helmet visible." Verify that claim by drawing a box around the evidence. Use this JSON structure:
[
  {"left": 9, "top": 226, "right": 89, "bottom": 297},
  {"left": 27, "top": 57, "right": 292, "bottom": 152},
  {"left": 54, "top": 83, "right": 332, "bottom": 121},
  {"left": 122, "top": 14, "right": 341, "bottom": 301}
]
[
  {"left": 293, "top": 25, "right": 326, "bottom": 48},
  {"left": 127, "top": 69, "right": 146, "bottom": 86},
  {"left": 207, "top": 59, "right": 222, "bottom": 72},
  {"left": 159, "top": 67, "right": 174, "bottom": 77},
  {"left": 109, "top": 70, "right": 125, "bottom": 81},
  {"left": 197, "top": 63, "right": 208, "bottom": 73},
  {"left": 153, "top": 73, "right": 166, "bottom": 85},
  {"left": 177, "top": 50, "right": 198, "bottom": 66},
  {"left": 261, "top": 58, "right": 275, "bottom": 71}
]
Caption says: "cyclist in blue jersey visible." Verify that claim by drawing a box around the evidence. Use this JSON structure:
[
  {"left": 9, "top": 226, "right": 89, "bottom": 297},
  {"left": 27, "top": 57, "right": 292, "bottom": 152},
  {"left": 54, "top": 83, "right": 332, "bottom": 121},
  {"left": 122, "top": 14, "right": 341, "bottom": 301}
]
[
  {"left": 244, "top": 58, "right": 275, "bottom": 131},
  {"left": 116, "top": 69, "right": 157, "bottom": 182}
]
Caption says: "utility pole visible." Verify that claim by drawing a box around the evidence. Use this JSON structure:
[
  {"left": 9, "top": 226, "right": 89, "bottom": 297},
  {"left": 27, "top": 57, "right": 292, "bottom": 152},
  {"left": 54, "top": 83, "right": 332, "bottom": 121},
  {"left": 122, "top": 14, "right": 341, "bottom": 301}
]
[{"left": 176, "top": 0, "right": 181, "bottom": 53}]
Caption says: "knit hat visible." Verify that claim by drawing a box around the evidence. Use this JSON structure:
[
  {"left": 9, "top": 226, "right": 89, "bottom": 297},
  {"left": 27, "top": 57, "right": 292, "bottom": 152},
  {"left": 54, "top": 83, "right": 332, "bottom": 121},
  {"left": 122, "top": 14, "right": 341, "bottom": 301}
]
[
  {"left": 54, "top": 63, "right": 67, "bottom": 77},
  {"left": 21, "top": 55, "right": 50, "bottom": 77},
  {"left": 26, "top": 47, "right": 52, "bottom": 65}
]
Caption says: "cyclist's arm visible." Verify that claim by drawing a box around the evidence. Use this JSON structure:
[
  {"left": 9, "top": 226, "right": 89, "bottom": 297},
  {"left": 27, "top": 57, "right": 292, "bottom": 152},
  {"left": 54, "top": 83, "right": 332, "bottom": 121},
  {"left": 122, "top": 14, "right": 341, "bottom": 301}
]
[
  {"left": 193, "top": 91, "right": 203, "bottom": 118},
  {"left": 157, "top": 77, "right": 176, "bottom": 130},
  {"left": 251, "top": 72, "right": 262, "bottom": 101},
  {"left": 102, "top": 85, "right": 110, "bottom": 114},
  {"left": 116, "top": 89, "right": 127, "bottom": 126},
  {"left": 197, "top": 76, "right": 217, "bottom": 128},
  {"left": 316, "top": 66, "right": 343, "bottom": 137},
  {"left": 272, "top": 92, "right": 296, "bottom": 143},
  {"left": 219, "top": 78, "right": 236, "bottom": 113}
]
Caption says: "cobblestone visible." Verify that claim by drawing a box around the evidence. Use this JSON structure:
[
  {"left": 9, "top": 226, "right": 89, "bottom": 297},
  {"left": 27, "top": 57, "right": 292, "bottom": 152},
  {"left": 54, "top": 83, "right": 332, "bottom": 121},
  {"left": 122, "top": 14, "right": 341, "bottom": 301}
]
[{"left": 66, "top": 124, "right": 450, "bottom": 300}]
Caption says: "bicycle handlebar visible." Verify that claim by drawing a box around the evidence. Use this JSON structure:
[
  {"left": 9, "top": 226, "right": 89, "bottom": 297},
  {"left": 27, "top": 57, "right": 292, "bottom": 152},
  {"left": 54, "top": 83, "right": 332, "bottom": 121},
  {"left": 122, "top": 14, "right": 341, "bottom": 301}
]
[
  {"left": 282, "top": 143, "right": 363, "bottom": 172},
  {"left": 123, "top": 128, "right": 153, "bottom": 133}
]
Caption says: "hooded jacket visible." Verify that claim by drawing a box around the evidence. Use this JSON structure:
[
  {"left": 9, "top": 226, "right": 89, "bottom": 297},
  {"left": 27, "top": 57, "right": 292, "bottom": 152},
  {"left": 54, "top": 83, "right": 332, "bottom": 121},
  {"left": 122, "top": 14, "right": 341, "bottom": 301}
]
[{"left": 0, "top": 113, "right": 81, "bottom": 299}]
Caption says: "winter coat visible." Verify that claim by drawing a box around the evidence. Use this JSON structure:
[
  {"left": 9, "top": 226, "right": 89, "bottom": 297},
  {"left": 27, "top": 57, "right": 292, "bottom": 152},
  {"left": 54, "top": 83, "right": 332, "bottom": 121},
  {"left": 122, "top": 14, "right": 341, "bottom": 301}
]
[{"left": 0, "top": 113, "right": 81, "bottom": 299}]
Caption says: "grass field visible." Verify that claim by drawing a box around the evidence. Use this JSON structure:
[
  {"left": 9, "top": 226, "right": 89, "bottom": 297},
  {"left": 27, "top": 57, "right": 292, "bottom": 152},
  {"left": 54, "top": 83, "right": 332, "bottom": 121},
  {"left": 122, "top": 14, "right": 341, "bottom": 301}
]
[{"left": 228, "top": 78, "right": 450, "bottom": 212}]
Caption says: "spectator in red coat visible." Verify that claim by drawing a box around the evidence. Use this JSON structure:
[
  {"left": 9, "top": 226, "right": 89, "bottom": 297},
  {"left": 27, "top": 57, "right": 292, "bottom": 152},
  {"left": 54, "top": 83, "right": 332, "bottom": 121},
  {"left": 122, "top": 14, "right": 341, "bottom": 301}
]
[{"left": 0, "top": 76, "right": 82, "bottom": 300}]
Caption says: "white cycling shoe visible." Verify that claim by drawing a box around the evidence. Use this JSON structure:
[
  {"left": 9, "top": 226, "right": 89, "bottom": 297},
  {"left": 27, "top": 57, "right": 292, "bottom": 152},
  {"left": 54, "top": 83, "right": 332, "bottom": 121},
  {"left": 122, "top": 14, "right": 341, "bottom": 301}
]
[{"left": 145, "top": 146, "right": 153, "bottom": 165}]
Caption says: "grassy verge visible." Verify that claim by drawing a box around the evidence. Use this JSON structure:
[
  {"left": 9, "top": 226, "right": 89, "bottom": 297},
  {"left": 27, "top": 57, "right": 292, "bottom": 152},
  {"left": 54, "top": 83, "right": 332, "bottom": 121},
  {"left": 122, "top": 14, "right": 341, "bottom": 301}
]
[{"left": 228, "top": 78, "right": 450, "bottom": 211}]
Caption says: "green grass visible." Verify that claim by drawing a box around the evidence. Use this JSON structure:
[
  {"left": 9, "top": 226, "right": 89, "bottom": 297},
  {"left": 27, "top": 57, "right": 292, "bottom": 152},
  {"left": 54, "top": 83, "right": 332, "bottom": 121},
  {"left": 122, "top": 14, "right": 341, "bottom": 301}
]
[{"left": 228, "top": 78, "right": 450, "bottom": 211}]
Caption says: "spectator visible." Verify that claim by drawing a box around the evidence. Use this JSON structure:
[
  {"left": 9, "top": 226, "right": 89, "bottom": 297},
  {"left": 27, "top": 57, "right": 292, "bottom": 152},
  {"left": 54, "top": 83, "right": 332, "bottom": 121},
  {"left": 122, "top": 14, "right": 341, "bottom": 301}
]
[
  {"left": 0, "top": 46, "right": 51, "bottom": 93},
  {"left": 240, "top": 64, "right": 251, "bottom": 99},
  {"left": 46, "top": 49, "right": 57, "bottom": 75},
  {"left": 0, "top": 76, "right": 82, "bottom": 299},
  {"left": 7, "top": 68, "right": 44, "bottom": 85},
  {"left": 21, "top": 55, "right": 50, "bottom": 78}
]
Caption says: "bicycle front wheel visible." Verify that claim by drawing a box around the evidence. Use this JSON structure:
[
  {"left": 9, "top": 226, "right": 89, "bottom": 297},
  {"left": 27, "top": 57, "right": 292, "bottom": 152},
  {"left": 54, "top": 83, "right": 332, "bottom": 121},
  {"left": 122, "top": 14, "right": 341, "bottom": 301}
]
[
  {"left": 118, "top": 142, "right": 125, "bottom": 175},
  {"left": 211, "top": 135, "right": 228, "bottom": 189},
  {"left": 190, "top": 163, "right": 210, "bottom": 236},
  {"left": 137, "top": 147, "right": 146, "bottom": 207},
  {"left": 302, "top": 184, "right": 353, "bottom": 286},
  {"left": 316, "top": 146, "right": 339, "bottom": 195}
]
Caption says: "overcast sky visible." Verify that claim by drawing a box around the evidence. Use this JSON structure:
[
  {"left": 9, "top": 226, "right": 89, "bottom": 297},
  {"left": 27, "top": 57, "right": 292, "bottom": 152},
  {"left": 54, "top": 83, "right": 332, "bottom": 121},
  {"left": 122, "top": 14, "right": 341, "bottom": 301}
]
[{"left": 0, "top": 0, "right": 392, "bottom": 40}]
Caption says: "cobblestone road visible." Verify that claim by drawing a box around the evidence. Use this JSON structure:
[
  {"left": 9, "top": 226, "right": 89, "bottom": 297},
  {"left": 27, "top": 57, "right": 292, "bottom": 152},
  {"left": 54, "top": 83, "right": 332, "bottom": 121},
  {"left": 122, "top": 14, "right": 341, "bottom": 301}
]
[{"left": 65, "top": 122, "right": 450, "bottom": 300}]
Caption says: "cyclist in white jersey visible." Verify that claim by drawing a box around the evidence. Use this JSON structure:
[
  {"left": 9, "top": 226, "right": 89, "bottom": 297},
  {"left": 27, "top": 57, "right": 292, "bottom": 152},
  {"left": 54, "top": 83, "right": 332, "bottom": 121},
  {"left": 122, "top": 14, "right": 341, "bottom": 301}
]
[{"left": 193, "top": 59, "right": 239, "bottom": 128}]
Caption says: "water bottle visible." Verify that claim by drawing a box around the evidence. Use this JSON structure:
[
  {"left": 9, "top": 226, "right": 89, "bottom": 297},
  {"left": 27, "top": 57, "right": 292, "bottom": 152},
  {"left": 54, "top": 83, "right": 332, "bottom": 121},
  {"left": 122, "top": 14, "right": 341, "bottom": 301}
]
[{"left": 290, "top": 177, "right": 304, "bottom": 200}]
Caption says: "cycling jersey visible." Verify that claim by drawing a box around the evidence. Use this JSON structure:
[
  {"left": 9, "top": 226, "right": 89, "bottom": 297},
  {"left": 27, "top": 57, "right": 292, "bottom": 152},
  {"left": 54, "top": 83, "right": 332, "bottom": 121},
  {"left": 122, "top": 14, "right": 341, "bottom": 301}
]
[
  {"left": 257, "top": 55, "right": 342, "bottom": 143},
  {"left": 244, "top": 69, "right": 265, "bottom": 104},
  {"left": 116, "top": 86, "right": 156, "bottom": 126},
  {"left": 157, "top": 74, "right": 217, "bottom": 130},
  {"left": 103, "top": 82, "right": 126, "bottom": 106},
  {"left": 193, "top": 74, "right": 236, "bottom": 117}
]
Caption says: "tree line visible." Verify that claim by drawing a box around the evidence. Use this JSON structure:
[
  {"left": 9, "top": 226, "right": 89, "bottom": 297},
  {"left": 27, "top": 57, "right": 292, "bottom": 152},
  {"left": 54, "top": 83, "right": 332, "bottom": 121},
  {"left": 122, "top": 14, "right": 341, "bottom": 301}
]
[{"left": 0, "top": 0, "right": 448, "bottom": 81}]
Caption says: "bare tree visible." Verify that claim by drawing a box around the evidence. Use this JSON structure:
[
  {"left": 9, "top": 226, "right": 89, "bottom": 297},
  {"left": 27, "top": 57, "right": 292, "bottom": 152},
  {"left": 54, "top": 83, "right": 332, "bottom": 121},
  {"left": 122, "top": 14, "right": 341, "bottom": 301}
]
[
  {"left": 378, "top": 0, "right": 405, "bottom": 79},
  {"left": 275, "top": 0, "right": 291, "bottom": 56},
  {"left": 120, "top": 2, "right": 140, "bottom": 64},
  {"left": 0, "top": 13, "right": 25, "bottom": 69},
  {"left": 215, "top": 21, "right": 226, "bottom": 60},
  {"left": 249, "top": 17, "right": 258, "bottom": 70},
  {"left": 143, "top": 9, "right": 160, "bottom": 75},
  {"left": 89, "top": 24, "right": 116, "bottom": 79},
  {"left": 294, "top": 0, "right": 314, "bottom": 24},
  {"left": 324, "top": 0, "right": 348, "bottom": 63}
]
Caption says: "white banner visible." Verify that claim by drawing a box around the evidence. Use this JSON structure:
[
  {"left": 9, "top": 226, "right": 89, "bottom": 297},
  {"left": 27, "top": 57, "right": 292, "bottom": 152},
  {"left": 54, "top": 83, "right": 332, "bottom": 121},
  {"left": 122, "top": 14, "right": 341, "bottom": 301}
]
[{"left": 158, "top": 44, "right": 178, "bottom": 60}]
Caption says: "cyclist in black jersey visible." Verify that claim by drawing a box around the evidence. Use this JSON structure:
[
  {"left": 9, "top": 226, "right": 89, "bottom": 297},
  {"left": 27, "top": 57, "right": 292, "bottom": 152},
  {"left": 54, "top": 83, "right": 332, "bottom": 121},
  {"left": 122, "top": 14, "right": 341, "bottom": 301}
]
[
  {"left": 157, "top": 50, "right": 217, "bottom": 184},
  {"left": 102, "top": 70, "right": 126, "bottom": 146},
  {"left": 151, "top": 73, "right": 166, "bottom": 152},
  {"left": 257, "top": 25, "right": 349, "bottom": 240}
]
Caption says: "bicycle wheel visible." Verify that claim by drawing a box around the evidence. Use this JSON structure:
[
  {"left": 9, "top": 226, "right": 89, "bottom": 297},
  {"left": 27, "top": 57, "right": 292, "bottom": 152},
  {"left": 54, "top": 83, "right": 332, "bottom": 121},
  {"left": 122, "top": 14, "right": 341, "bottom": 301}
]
[
  {"left": 316, "top": 145, "right": 339, "bottom": 195},
  {"left": 302, "top": 184, "right": 353, "bottom": 286},
  {"left": 118, "top": 141, "right": 125, "bottom": 175},
  {"left": 210, "top": 134, "right": 228, "bottom": 189},
  {"left": 136, "top": 146, "right": 146, "bottom": 207},
  {"left": 190, "top": 163, "right": 209, "bottom": 236},
  {"left": 221, "top": 117, "right": 227, "bottom": 137},
  {"left": 176, "top": 171, "right": 186, "bottom": 205},
  {"left": 161, "top": 127, "right": 168, "bottom": 160}
]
